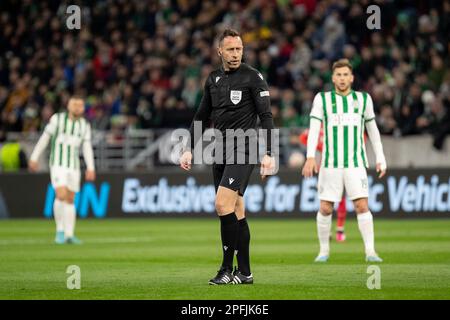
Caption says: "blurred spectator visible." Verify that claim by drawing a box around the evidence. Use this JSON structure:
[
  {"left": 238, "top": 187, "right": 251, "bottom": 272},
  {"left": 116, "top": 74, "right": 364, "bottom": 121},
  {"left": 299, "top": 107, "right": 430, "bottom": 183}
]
[
  {"left": 0, "top": 127, "right": 27, "bottom": 171},
  {"left": 181, "top": 77, "right": 201, "bottom": 109},
  {"left": 0, "top": 0, "right": 448, "bottom": 151},
  {"left": 377, "top": 104, "right": 397, "bottom": 135}
]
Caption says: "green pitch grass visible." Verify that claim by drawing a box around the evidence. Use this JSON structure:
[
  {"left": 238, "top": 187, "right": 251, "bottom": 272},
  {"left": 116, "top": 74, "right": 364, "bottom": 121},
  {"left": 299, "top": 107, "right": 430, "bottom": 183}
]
[{"left": 0, "top": 218, "right": 449, "bottom": 300}]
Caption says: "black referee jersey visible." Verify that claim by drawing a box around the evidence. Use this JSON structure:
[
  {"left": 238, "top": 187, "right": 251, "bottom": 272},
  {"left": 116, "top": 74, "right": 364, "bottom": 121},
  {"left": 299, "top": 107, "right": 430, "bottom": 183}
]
[{"left": 188, "top": 63, "right": 275, "bottom": 162}]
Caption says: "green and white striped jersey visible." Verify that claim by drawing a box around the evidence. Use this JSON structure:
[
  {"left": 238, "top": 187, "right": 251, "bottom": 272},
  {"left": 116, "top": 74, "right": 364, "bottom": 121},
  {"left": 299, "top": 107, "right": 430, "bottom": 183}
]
[
  {"left": 310, "top": 90, "right": 376, "bottom": 169},
  {"left": 44, "top": 112, "right": 92, "bottom": 171}
]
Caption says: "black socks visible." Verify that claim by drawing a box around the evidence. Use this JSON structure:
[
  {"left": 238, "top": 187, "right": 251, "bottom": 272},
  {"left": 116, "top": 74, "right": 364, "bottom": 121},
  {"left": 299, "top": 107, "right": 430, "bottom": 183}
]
[
  {"left": 219, "top": 212, "right": 239, "bottom": 271},
  {"left": 237, "top": 218, "right": 251, "bottom": 276},
  {"left": 219, "top": 214, "right": 252, "bottom": 276}
]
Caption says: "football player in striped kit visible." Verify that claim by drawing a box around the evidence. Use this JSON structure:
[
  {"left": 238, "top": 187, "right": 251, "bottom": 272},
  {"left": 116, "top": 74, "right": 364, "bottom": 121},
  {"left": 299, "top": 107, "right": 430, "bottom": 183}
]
[
  {"left": 29, "top": 96, "right": 95, "bottom": 244},
  {"left": 302, "top": 59, "right": 386, "bottom": 263}
]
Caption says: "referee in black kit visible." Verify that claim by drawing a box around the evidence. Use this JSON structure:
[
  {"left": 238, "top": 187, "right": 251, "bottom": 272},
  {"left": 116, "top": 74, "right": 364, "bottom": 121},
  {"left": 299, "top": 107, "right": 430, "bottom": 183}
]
[{"left": 179, "top": 29, "right": 276, "bottom": 285}]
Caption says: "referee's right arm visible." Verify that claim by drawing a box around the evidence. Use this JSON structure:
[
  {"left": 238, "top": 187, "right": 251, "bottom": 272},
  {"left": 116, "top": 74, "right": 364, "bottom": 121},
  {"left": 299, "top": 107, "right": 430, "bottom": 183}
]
[
  {"left": 180, "top": 77, "right": 212, "bottom": 170},
  {"left": 188, "top": 79, "right": 212, "bottom": 152}
]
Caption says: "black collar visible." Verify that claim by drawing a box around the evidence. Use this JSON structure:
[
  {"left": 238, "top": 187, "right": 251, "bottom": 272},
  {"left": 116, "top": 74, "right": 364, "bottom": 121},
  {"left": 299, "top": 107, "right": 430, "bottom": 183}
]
[{"left": 220, "top": 64, "right": 242, "bottom": 75}]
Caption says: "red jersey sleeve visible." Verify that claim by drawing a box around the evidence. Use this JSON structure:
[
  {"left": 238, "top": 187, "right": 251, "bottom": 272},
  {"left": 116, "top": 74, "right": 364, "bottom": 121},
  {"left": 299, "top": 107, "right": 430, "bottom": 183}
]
[{"left": 299, "top": 128, "right": 324, "bottom": 153}]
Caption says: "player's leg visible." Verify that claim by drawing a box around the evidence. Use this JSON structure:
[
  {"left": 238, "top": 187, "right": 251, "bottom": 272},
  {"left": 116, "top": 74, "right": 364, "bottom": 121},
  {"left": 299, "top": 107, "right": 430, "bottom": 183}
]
[
  {"left": 353, "top": 197, "right": 381, "bottom": 262},
  {"left": 51, "top": 167, "right": 67, "bottom": 244},
  {"left": 64, "top": 170, "right": 81, "bottom": 244},
  {"left": 232, "top": 195, "right": 253, "bottom": 284},
  {"left": 315, "top": 200, "right": 334, "bottom": 262},
  {"left": 53, "top": 186, "right": 67, "bottom": 244},
  {"left": 208, "top": 164, "right": 238, "bottom": 285},
  {"left": 315, "top": 168, "right": 344, "bottom": 262},
  {"left": 336, "top": 196, "right": 347, "bottom": 242},
  {"left": 209, "top": 185, "right": 239, "bottom": 285},
  {"left": 63, "top": 190, "right": 81, "bottom": 244},
  {"left": 345, "top": 168, "right": 382, "bottom": 262},
  {"left": 230, "top": 164, "right": 254, "bottom": 284}
]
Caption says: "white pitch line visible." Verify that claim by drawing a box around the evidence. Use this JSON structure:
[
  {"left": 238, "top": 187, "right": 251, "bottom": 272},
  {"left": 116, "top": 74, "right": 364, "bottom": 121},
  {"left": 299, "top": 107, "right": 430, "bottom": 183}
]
[{"left": 0, "top": 237, "right": 154, "bottom": 246}]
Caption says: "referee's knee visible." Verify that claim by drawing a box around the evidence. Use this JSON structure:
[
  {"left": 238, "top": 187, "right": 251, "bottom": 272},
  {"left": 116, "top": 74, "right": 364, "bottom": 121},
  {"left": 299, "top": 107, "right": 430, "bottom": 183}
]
[{"left": 215, "top": 199, "right": 235, "bottom": 215}]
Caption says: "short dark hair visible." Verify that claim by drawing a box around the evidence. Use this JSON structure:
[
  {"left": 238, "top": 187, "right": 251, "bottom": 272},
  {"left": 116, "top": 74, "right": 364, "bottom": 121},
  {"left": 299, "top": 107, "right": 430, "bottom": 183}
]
[
  {"left": 70, "top": 94, "right": 84, "bottom": 101},
  {"left": 218, "top": 28, "right": 241, "bottom": 46},
  {"left": 332, "top": 59, "right": 353, "bottom": 73}
]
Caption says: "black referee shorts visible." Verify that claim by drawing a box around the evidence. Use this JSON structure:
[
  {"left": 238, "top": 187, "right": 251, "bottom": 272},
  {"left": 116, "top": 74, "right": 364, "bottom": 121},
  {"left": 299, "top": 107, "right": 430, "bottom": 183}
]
[{"left": 212, "top": 164, "right": 255, "bottom": 196}]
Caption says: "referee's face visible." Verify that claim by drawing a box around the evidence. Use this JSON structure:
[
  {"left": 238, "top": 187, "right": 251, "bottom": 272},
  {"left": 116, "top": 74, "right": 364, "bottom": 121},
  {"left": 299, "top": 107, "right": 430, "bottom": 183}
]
[{"left": 218, "top": 36, "right": 243, "bottom": 71}]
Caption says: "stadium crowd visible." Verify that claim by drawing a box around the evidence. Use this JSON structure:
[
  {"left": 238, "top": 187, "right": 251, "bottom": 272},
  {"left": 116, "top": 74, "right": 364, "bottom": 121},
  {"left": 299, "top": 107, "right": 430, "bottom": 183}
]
[{"left": 0, "top": 0, "right": 449, "bottom": 149}]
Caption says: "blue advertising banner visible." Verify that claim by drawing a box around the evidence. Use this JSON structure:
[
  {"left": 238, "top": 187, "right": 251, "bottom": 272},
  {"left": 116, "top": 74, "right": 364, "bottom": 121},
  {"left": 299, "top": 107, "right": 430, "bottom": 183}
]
[{"left": 0, "top": 169, "right": 449, "bottom": 218}]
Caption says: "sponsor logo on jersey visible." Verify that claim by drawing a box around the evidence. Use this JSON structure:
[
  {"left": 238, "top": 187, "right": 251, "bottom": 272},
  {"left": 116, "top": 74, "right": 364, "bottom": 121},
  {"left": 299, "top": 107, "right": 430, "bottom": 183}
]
[
  {"left": 330, "top": 114, "right": 361, "bottom": 126},
  {"left": 260, "top": 91, "right": 270, "bottom": 97},
  {"left": 215, "top": 76, "right": 221, "bottom": 83},
  {"left": 229, "top": 178, "right": 235, "bottom": 184}
]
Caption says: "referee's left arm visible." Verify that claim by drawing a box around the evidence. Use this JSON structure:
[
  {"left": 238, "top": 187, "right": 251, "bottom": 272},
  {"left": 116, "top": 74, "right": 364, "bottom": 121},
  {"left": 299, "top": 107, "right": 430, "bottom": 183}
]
[{"left": 250, "top": 71, "right": 275, "bottom": 155}]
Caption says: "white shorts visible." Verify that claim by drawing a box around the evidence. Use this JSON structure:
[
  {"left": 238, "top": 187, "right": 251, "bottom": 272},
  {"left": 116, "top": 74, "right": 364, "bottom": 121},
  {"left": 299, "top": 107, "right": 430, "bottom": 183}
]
[
  {"left": 50, "top": 167, "right": 81, "bottom": 192},
  {"left": 318, "top": 167, "right": 369, "bottom": 202}
]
